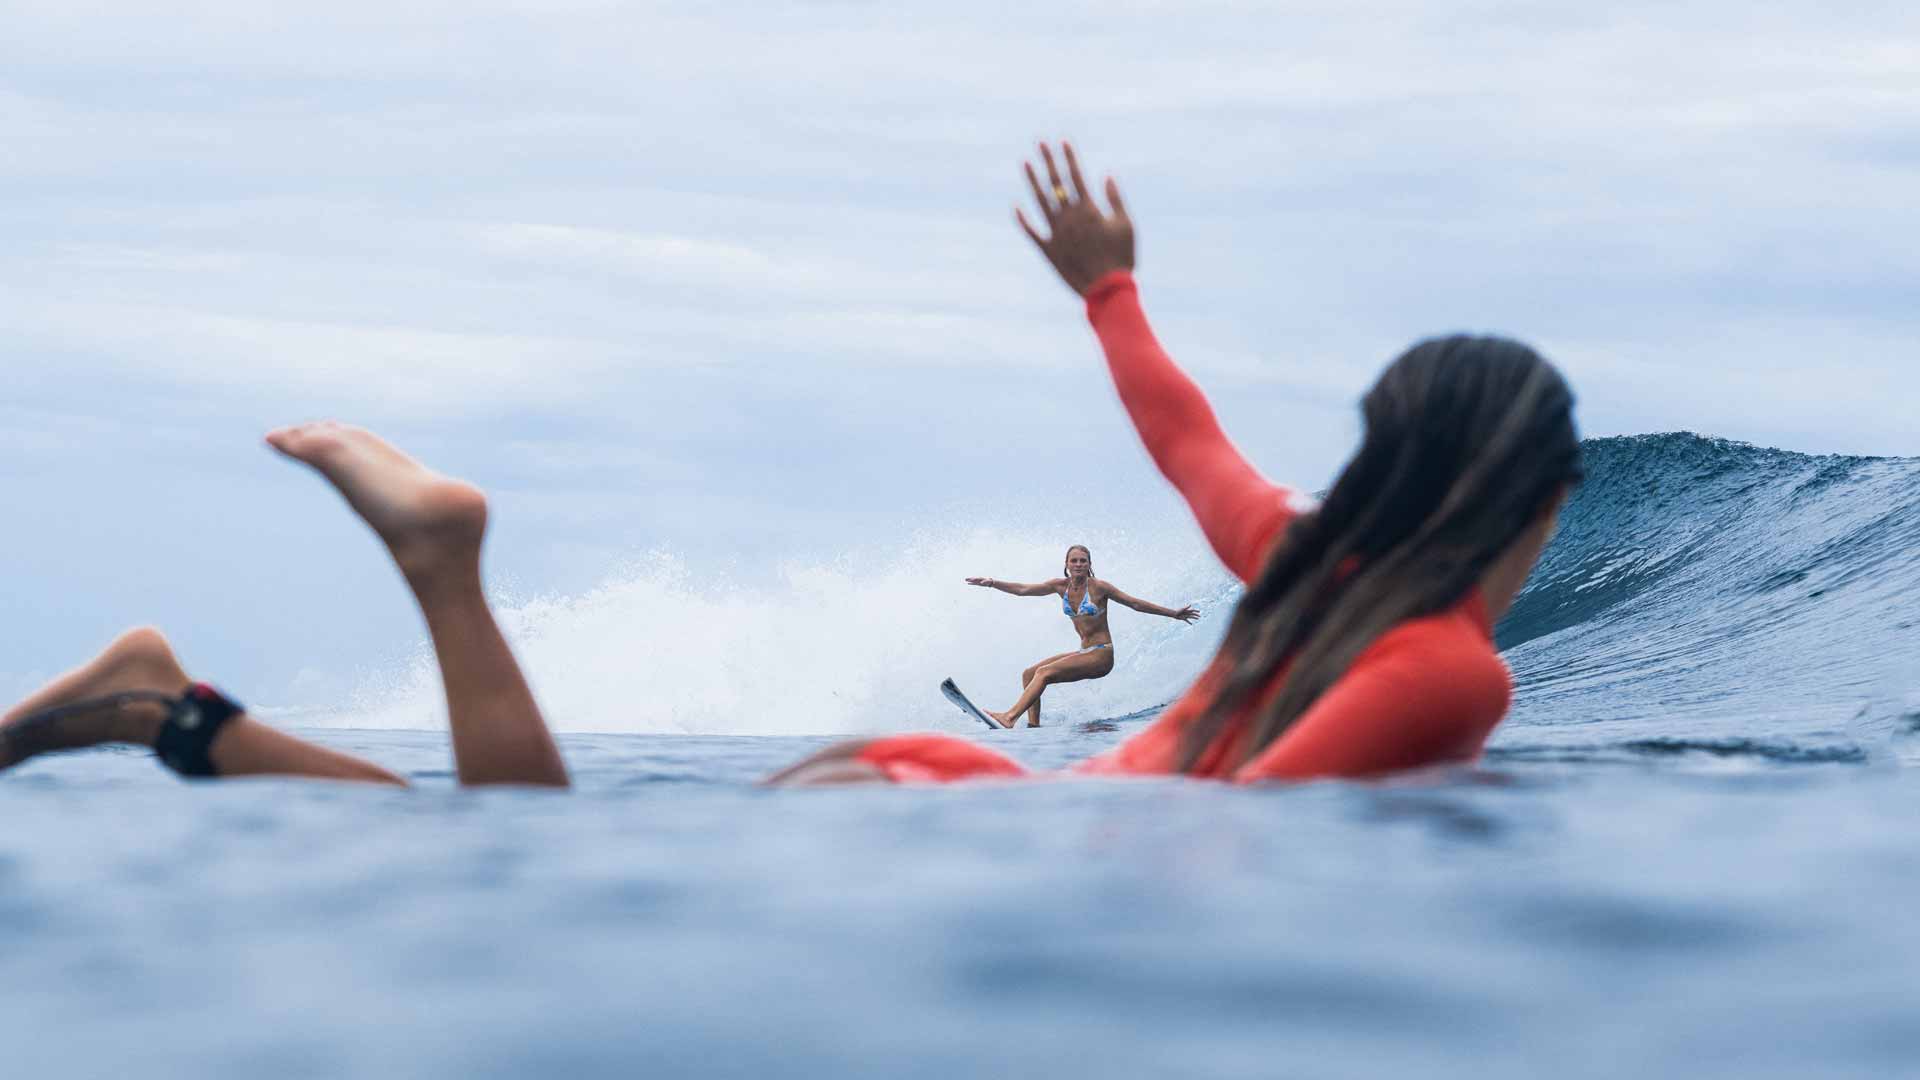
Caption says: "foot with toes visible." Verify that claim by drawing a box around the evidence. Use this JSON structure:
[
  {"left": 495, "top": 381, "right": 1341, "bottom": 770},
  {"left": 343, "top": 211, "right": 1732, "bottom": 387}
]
[
  {"left": 0, "top": 627, "right": 193, "bottom": 767},
  {"left": 265, "top": 422, "right": 489, "bottom": 586}
]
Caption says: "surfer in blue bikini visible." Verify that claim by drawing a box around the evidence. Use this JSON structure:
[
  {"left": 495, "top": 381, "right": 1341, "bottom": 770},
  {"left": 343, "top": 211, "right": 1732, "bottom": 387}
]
[{"left": 964, "top": 545, "right": 1199, "bottom": 728}]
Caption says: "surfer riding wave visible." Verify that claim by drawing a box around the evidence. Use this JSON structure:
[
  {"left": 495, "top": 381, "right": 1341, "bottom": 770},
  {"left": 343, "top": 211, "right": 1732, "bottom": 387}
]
[{"left": 965, "top": 545, "right": 1197, "bottom": 727}]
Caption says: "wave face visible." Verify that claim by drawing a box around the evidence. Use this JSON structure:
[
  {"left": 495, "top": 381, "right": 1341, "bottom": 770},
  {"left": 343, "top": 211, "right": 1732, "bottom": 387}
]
[
  {"left": 1496, "top": 434, "right": 1920, "bottom": 761},
  {"left": 340, "top": 433, "right": 1920, "bottom": 754}
]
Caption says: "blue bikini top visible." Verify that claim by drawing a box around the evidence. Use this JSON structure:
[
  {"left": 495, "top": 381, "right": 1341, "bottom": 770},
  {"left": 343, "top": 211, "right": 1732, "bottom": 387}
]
[{"left": 1062, "top": 581, "right": 1100, "bottom": 618}]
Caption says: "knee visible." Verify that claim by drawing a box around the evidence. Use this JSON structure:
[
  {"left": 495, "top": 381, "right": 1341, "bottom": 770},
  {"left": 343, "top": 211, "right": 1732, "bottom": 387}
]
[
  {"left": 105, "top": 626, "right": 187, "bottom": 683},
  {"left": 1021, "top": 666, "right": 1038, "bottom": 684},
  {"left": 113, "top": 625, "right": 172, "bottom": 655}
]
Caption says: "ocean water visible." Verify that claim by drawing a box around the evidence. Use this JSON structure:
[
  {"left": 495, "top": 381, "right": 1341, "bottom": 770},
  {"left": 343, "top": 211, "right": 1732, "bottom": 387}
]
[{"left": 5, "top": 433, "right": 1920, "bottom": 1079}]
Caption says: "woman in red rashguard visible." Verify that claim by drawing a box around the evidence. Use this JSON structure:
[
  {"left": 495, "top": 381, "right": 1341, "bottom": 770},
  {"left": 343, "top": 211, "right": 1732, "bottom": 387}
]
[{"left": 768, "top": 141, "right": 1583, "bottom": 787}]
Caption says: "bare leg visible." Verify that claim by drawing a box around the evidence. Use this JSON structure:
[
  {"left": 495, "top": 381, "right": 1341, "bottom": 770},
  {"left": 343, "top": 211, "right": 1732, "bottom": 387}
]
[
  {"left": 1018, "top": 651, "right": 1078, "bottom": 730},
  {"left": 987, "top": 649, "right": 1115, "bottom": 728},
  {"left": 267, "top": 422, "right": 568, "bottom": 788},
  {"left": 0, "top": 627, "right": 404, "bottom": 784},
  {"left": 762, "top": 739, "right": 890, "bottom": 786}
]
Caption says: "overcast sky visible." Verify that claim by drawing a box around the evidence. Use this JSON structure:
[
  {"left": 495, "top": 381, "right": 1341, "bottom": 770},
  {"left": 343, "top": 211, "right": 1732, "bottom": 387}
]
[{"left": 4, "top": 2, "right": 1917, "bottom": 717}]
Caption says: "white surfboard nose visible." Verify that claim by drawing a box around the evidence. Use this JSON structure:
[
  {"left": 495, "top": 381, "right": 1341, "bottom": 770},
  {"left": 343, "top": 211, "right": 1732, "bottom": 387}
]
[{"left": 940, "top": 678, "right": 1000, "bottom": 729}]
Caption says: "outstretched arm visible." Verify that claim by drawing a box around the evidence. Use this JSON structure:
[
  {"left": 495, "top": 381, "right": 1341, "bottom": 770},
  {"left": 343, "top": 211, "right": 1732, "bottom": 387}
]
[
  {"left": 1086, "top": 279, "right": 1300, "bottom": 583},
  {"left": 1101, "top": 582, "right": 1200, "bottom": 624},
  {"left": 966, "top": 576, "right": 1065, "bottom": 598},
  {"left": 1016, "top": 141, "right": 1302, "bottom": 583}
]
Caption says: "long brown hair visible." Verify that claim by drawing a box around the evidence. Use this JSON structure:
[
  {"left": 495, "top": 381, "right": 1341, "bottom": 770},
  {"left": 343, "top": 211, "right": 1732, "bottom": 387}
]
[{"left": 1178, "top": 335, "right": 1582, "bottom": 773}]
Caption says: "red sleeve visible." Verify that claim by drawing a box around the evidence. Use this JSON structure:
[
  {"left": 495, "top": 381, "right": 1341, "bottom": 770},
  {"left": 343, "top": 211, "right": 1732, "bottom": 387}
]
[
  {"left": 1228, "top": 623, "right": 1511, "bottom": 783},
  {"left": 1085, "top": 271, "right": 1301, "bottom": 583}
]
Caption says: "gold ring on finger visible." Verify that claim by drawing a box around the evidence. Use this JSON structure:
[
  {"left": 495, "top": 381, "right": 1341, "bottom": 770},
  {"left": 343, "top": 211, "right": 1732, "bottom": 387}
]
[{"left": 1053, "top": 185, "right": 1070, "bottom": 202}]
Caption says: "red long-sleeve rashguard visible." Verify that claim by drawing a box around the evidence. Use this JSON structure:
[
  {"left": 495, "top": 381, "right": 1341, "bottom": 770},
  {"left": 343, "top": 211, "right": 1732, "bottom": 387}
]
[{"left": 857, "top": 272, "right": 1512, "bottom": 784}]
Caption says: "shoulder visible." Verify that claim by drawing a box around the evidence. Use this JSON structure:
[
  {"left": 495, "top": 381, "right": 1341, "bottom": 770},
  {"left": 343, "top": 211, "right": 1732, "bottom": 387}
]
[
  {"left": 1358, "top": 608, "right": 1512, "bottom": 719},
  {"left": 1043, "top": 577, "right": 1069, "bottom": 591},
  {"left": 1229, "top": 610, "right": 1509, "bottom": 783},
  {"left": 1242, "top": 489, "right": 1323, "bottom": 575}
]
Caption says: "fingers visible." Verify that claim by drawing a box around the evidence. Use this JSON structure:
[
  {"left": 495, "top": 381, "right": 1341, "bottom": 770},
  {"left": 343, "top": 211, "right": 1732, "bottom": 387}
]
[
  {"left": 1105, "top": 177, "right": 1130, "bottom": 222},
  {"left": 1064, "top": 142, "right": 1093, "bottom": 203},
  {"left": 1015, "top": 206, "right": 1047, "bottom": 249},
  {"left": 1026, "top": 141, "right": 1105, "bottom": 223},
  {"left": 1022, "top": 160, "right": 1057, "bottom": 223},
  {"left": 1039, "top": 143, "right": 1068, "bottom": 209}
]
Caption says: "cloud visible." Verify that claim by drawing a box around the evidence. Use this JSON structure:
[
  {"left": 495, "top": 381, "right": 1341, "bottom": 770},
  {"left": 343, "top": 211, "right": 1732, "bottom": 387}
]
[
  {"left": 3, "top": 1, "right": 1919, "bottom": 705},
  {"left": 2, "top": 292, "right": 622, "bottom": 416},
  {"left": 476, "top": 225, "right": 785, "bottom": 286}
]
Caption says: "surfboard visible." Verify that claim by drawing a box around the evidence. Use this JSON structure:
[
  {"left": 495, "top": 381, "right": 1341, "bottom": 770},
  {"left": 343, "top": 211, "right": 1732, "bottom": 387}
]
[{"left": 940, "top": 678, "right": 1001, "bottom": 729}]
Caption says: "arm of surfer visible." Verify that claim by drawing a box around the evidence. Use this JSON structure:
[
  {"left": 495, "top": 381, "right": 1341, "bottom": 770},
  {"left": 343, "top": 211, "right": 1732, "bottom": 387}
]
[
  {"left": 1015, "top": 141, "right": 1297, "bottom": 583},
  {"left": 965, "top": 577, "right": 1063, "bottom": 598},
  {"left": 1102, "top": 583, "right": 1200, "bottom": 624}
]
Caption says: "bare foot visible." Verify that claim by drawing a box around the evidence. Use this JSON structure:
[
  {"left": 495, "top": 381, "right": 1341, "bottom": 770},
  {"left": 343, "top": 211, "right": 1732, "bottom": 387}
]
[
  {"left": 1, "top": 627, "right": 192, "bottom": 765},
  {"left": 266, "top": 421, "right": 488, "bottom": 585},
  {"left": 986, "top": 709, "right": 1017, "bottom": 729}
]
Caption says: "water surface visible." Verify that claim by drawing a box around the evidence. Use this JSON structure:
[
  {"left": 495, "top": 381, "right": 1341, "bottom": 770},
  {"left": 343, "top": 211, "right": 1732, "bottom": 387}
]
[{"left": 6, "top": 434, "right": 1920, "bottom": 1078}]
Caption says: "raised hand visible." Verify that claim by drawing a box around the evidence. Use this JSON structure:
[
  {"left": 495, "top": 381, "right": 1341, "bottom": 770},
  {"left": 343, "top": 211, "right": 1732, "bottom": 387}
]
[
  {"left": 1015, "top": 141, "right": 1135, "bottom": 296},
  {"left": 1173, "top": 605, "right": 1201, "bottom": 624}
]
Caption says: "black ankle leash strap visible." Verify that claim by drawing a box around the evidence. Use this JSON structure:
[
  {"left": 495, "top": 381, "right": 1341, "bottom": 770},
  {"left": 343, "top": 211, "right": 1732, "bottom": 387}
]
[{"left": 155, "top": 683, "right": 243, "bottom": 778}]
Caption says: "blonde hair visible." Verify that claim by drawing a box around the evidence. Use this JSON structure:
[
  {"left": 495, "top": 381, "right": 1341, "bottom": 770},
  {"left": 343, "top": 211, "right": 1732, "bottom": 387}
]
[{"left": 1063, "top": 544, "right": 1093, "bottom": 577}]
